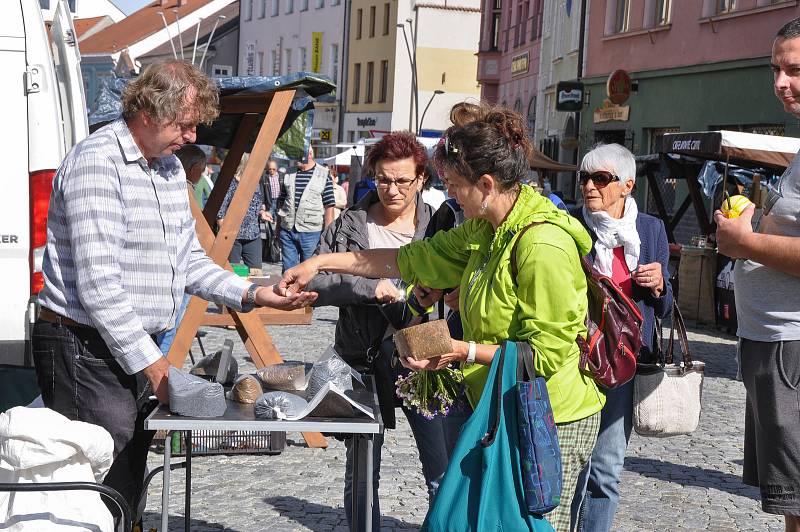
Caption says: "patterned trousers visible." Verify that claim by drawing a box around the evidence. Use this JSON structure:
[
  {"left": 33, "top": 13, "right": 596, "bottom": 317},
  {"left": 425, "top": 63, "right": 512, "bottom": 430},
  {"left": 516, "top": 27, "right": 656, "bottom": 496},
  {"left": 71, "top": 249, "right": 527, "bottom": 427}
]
[{"left": 547, "top": 411, "right": 601, "bottom": 532}]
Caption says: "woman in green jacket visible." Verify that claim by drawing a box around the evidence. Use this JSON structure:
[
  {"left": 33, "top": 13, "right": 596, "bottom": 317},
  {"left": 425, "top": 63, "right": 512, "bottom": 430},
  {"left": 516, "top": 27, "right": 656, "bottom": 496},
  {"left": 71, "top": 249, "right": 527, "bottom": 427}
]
[{"left": 281, "top": 103, "right": 604, "bottom": 531}]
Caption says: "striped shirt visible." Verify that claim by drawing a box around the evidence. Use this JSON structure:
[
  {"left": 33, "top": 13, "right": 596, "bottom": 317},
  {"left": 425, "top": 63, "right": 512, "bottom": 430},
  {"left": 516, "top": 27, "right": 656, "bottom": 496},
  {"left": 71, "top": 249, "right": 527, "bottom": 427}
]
[
  {"left": 277, "top": 165, "right": 336, "bottom": 211},
  {"left": 38, "top": 119, "right": 252, "bottom": 375}
]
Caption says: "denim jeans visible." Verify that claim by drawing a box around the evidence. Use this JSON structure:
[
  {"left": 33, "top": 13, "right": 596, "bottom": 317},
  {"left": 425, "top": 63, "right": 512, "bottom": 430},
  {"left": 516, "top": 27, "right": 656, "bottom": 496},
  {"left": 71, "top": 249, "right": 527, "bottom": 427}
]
[
  {"left": 279, "top": 228, "right": 321, "bottom": 272},
  {"left": 156, "top": 292, "right": 191, "bottom": 355},
  {"left": 229, "top": 237, "right": 263, "bottom": 269},
  {"left": 573, "top": 379, "right": 634, "bottom": 532},
  {"left": 344, "top": 432, "right": 384, "bottom": 532},
  {"left": 31, "top": 319, "right": 157, "bottom": 521},
  {"left": 402, "top": 402, "right": 471, "bottom": 503}
]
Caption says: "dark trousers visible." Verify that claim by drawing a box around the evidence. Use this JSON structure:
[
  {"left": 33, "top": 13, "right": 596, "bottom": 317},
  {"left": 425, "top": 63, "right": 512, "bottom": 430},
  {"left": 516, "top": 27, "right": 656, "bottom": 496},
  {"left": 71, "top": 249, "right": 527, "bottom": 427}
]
[
  {"left": 31, "top": 320, "right": 157, "bottom": 521},
  {"left": 229, "top": 237, "right": 263, "bottom": 269}
]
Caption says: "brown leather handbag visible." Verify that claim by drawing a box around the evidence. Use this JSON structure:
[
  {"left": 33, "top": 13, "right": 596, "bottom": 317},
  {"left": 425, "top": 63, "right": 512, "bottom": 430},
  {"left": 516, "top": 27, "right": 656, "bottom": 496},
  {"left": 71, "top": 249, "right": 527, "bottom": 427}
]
[{"left": 576, "top": 257, "right": 644, "bottom": 389}]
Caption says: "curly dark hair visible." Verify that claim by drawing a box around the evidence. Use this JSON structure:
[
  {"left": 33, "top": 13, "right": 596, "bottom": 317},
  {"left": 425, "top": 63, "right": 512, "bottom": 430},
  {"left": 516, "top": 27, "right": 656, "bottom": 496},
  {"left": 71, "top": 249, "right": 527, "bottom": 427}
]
[
  {"left": 364, "top": 131, "right": 428, "bottom": 178},
  {"left": 434, "top": 102, "right": 533, "bottom": 191}
]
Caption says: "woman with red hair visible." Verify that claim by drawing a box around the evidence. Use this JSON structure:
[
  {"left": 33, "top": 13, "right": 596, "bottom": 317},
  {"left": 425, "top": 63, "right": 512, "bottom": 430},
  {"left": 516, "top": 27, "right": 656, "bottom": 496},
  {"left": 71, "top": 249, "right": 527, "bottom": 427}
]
[{"left": 307, "top": 131, "right": 435, "bottom": 530}]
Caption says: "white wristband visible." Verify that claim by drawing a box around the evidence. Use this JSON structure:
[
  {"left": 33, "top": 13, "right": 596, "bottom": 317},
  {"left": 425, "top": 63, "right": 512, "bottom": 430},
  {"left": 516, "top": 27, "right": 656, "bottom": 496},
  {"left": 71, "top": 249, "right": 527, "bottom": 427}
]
[{"left": 466, "top": 341, "right": 477, "bottom": 364}]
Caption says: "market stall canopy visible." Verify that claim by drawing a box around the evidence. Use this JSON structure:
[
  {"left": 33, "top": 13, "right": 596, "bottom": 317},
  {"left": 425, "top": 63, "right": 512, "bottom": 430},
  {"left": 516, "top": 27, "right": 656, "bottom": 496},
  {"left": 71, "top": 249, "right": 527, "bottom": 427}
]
[
  {"left": 530, "top": 150, "right": 576, "bottom": 171},
  {"left": 323, "top": 145, "right": 365, "bottom": 166},
  {"left": 656, "top": 130, "right": 800, "bottom": 170},
  {"left": 88, "top": 72, "right": 336, "bottom": 157}
]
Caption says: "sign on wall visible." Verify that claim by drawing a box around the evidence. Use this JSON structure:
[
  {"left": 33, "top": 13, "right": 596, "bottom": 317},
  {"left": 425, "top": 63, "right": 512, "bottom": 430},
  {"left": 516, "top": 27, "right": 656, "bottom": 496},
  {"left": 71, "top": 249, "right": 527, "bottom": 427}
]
[
  {"left": 593, "top": 99, "right": 630, "bottom": 123},
  {"left": 555, "top": 81, "right": 584, "bottom": 112},
  {"left": 245, "top": 42, "right": 256, "bottom": 76},
  {"left": 511, "top": 51, "right": 529, "bottom": 77},
  {"left": 606, "top": 69, "right": 632, "bottom": 105},
  {"left": 312, "top": 32, "right": 323, "bottom": 73}
]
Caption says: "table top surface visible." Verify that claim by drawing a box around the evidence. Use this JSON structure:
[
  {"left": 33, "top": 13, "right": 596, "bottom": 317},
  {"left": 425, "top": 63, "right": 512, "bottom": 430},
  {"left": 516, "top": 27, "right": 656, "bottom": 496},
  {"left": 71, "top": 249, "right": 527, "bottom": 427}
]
[{"left": 145, "top": 380, "right": 383, "bottom": 434}]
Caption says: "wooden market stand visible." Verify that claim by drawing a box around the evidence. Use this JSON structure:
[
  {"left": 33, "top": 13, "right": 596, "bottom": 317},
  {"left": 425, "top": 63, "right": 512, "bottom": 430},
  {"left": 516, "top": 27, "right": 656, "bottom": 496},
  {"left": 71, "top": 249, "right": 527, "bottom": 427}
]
[{"left": 164, "top": 80, "right": 334, "bottom": 448}]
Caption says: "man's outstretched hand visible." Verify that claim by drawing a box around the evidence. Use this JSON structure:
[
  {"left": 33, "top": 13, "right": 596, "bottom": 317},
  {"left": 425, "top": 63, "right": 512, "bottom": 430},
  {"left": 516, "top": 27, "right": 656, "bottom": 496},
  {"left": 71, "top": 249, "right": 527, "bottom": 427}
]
[
  {"left": 278, "top": 258, "right": 319, "bottom": 296},
  {"left": 255, "top": 284, "right": 317, "bottom": 310}
]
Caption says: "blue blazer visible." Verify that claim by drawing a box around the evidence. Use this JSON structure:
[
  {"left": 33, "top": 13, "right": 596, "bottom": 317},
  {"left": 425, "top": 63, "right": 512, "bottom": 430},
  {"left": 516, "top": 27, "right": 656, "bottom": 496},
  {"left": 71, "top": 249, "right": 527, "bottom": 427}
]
[{"left": 571, "top": 208, "right": 674, "bottom": 362}]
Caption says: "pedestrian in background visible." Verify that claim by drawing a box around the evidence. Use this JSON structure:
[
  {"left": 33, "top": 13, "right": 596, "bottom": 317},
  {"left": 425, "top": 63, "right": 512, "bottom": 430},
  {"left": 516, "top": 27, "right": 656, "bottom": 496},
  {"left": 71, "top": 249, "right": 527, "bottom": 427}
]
[
  {"left": 217, "top": 152, "right": 268, "bottom": 270},
  {"left": 571, "top": 143, "right": 673, "bottom": 532},
  {"left": 263, "top": 158, "right": 281, "bottom": 219},
  {"left": 716, "top": 17, "right": 800, "bottom": 531},
  {"left": 277, "top": 146, "right": 336, "bottom": 271}
]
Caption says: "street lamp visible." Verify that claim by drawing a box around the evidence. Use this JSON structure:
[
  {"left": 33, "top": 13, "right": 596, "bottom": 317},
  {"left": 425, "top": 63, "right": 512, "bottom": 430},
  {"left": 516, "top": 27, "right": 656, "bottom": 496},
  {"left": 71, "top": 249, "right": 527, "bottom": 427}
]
[
  {"left": 396, "top": 22, "right": 418, "bottom": 132},
  {"left": 419, "top": 90, "right": 444, "bottom": 133}
]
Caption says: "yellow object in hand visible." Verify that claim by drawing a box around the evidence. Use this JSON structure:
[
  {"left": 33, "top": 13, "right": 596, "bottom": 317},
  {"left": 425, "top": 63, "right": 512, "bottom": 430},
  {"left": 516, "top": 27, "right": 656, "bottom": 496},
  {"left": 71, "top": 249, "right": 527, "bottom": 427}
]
[{"left": 720, "top": 195, "right": 753, "bottom": 219}]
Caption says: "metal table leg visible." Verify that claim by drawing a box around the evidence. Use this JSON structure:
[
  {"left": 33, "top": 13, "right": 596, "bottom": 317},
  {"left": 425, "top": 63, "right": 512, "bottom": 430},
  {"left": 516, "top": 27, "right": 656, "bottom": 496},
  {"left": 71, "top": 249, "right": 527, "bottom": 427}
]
[
  {"left": 161, "top": 430, "right": 172, "bottom": 532},
  {"left": 350, "top": 435, "right": 360, "bottom": 532},
  {"left": 364, "top": 434, "right": 374, "bottom": 532},
  {"left": 184, "top": 431, "right": 192, "bottom": 532}
]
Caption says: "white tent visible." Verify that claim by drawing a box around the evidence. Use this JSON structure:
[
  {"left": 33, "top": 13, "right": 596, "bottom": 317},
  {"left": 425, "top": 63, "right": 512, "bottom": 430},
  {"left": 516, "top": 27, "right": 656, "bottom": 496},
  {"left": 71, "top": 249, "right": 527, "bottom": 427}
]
[{"left": 323, "top": 145, "right": 365, "bottom": 166}]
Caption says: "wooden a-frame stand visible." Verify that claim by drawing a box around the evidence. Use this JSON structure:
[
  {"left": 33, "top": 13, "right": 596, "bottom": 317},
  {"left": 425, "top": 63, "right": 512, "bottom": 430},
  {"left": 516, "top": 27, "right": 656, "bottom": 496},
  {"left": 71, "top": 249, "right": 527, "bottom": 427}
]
[{"left": 166, "top": 89, "right": 327, "bottom": 448}]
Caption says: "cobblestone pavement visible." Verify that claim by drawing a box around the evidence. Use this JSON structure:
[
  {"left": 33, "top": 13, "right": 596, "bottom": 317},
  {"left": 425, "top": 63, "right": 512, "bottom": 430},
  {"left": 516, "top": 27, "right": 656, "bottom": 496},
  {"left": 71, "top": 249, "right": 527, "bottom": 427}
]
[{"left": 141, "top": 270, "right": 783, "bottom": 531}]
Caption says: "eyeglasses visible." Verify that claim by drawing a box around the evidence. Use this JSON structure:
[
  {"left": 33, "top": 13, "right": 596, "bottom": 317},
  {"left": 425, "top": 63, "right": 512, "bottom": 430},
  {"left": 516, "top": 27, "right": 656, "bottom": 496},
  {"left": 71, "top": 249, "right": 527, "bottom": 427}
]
[
  {"left": 374, "top": 176, "right": 419, "bottom": 190},
  {"left": 578, "top": 170, "right": 621, "bottom": 188}
]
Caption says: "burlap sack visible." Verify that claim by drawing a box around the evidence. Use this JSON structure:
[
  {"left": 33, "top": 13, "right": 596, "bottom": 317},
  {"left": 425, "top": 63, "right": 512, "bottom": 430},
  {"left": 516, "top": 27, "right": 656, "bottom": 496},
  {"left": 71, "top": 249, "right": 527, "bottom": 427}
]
[
  {"left": 394, "top": 320, "right": 452, "bottom": 361},
  {"left": 228, "top": 374, "right": 263, "bottom": 404}
]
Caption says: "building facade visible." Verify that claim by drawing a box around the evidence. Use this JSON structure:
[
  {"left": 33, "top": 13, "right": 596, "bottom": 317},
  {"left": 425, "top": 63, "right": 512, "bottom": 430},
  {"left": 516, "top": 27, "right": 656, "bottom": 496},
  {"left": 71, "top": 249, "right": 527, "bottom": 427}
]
[
  {"left": 343, "top": 0, "right": 481, "bottom": 142},
  {"left": 580, "top": 0, "right": 800, "bottom": 240},
  {"left": 238, "top": 0, "right": 347, "bottom": 144}
]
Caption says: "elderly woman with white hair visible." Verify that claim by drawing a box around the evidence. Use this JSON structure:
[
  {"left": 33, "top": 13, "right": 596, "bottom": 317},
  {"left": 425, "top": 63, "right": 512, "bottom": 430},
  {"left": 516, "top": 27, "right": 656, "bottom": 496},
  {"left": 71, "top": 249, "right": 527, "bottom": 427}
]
[{"left": 570, "top": 143, "right": 673, "bottom": 532}]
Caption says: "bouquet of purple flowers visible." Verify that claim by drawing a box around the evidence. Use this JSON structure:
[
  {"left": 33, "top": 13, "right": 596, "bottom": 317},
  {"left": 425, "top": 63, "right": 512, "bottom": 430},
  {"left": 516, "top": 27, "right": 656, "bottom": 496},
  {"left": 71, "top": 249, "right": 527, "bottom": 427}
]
[{"left": 395, "top": 367, "right": 464, "bottom": 420}]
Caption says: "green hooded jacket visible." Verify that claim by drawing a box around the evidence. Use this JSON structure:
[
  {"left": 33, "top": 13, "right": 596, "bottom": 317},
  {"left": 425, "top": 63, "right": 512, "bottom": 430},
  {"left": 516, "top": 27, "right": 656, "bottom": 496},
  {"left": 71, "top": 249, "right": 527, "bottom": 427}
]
[{"left": 397, "top": 184, "right": 605, "bottom": 423}]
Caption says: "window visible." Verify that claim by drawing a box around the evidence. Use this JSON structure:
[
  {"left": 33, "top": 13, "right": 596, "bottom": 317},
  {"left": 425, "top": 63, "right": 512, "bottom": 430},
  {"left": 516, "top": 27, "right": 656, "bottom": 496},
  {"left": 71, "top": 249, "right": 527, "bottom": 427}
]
[
  {"left": 332, "top": 0, "right": 340, "bottom": 6},
  {"left": 514, "top": 0, "right": 528, "bottom": 47},
  {"left": 369, "top": 6, "right": 376, "bottom": 37},
  {"left": 272, "top": 0, "right": 280, "bottom": 15},
  {"left": 356, "top": 9, "right": 363, "bottom": 39},
  {"left": 717, "top": 0, "right": 735, "bottom": 13},
  {"left": 259, "top": 0, "right": 267, "bottom": 18},
  {"left": 614, "top": 0, "right": 630, "bottom": 33},
  {"left": 257, "top": 51, "right": 265, "bottom": 75},
  {"left": 654, "top": 0, "right": 670, "bottom": 25},
  {"left": 531, "top": 0, "right": 543, "bottom": 41},
  {"left": 285, "top": 48, "right": 293, "bottom": 74},
  {"left": 301, "top": 0, "right": 308, "bottom": 10},
  {"left": 526, "top": 96, "right": 536, "bottom": 133},
  {"left": 490, "top": 0, "right": 502, "bottom": 50},
  {"left": 245, "top": 0, "right": 253, "bottom": 20},
  {"left": 383, "top": 3, "right": 390, "bottom": 35},
  {"left": 271, "top": 50, "right": 279, "bottom": 75},
  {"left": 300, "top": 47, "right": 307, "bottom": 71},
  {"left": 316, "top": 0, "right": 324, "bottom": 8},
  {"left": 352, "top": 63, "right": 361, "bottom": 103},
  {"left": 212, "top": 64, "right": 232, "bottom": 76},
  {"left": 365, "top": 61, "right": 374, "bottom": 103},
  {"left": 330, "top": 43, "right": 339, "bottom": 84},
  {"left": 379, "top": 60, "right": 389, "bottom": 102},
  {"left": 286, "top": 0, "right": 294, "bottom": 14}
]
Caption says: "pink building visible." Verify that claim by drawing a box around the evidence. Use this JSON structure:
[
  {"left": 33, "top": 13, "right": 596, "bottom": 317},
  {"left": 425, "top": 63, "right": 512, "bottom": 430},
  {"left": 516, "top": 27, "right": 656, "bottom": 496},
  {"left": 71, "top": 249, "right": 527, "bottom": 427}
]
[{"left": 476, "top": 0, "right": 544, "bottom": 125}]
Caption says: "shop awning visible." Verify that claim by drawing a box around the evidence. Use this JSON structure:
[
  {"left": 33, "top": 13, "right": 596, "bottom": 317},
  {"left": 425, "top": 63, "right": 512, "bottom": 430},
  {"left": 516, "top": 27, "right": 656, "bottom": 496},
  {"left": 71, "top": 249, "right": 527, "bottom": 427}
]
[
  {"left": 656, "top": 130, "right": 800, "bottom": 170},
  {"left": 530, "top": 150, "right": 577, "bottom": 171}
]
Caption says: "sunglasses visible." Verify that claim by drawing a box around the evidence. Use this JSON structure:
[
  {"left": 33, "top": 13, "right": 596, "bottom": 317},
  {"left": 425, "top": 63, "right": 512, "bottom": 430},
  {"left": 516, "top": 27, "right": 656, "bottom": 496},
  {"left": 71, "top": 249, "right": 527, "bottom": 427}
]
[{"left": 578, "top": 170, "right": 621, "bottom": 188}]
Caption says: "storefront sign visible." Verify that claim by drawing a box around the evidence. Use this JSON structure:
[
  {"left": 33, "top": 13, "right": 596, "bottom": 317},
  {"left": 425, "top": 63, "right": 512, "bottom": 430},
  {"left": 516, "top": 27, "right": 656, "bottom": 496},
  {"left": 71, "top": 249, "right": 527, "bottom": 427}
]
[
  {"left": 319, "top": 129, "right": 332, "bottom": 142},
  {"left": 555, "top": 81, "right": 584, "bottom": 112},
  {"left": 593, "top": 99, "right": 630, "bottom": 123},
  {"left": 511, "top": 51, "right": 529, "bottom": 77},
  {"left": 311, "top": 32, "right": 323, "bottom": 73},
  {"left": 357, "top": 117, "right": 377, "bottom": 127},
  {"left": 245, "top": 42, "right": 256, "bottom": 76},
  {"left": 606, "top": 69, "right": 632, "bottom": 105}
]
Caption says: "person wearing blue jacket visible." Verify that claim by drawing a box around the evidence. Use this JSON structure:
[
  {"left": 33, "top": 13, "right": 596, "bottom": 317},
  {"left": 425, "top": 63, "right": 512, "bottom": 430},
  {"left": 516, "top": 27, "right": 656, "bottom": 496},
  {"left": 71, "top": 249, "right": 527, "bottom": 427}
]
[{"left": 570, "top": 143, "right": 674, "bottom": 532}]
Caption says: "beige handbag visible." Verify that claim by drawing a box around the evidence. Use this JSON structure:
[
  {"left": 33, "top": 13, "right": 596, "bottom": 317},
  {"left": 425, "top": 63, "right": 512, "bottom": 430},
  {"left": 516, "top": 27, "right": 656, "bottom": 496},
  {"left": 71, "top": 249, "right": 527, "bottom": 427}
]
[{"left": 633, "top": 304, "right": 704, "bottom": 437}]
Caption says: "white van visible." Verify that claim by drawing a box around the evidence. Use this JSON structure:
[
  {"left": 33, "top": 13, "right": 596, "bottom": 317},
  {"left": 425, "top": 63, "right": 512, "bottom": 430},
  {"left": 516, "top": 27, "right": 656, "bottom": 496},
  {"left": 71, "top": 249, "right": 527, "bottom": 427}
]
[{"left": 0, "top": 0, "right": 87, "bottom": 365}]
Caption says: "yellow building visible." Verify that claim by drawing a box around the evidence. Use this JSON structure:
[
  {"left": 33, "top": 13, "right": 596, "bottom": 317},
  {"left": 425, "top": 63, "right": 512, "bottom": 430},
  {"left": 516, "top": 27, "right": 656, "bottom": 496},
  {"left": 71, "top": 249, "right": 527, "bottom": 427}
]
[{"left": 343, "top": 0, "right": 482, "bottom": 141}]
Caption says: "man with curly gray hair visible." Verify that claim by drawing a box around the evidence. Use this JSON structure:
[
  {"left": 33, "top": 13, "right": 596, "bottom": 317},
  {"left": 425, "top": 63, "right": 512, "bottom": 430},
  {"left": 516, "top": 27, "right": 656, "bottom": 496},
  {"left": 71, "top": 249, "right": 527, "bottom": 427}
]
[{"left": 32, "top": 60, "right": 316, "bottom": 524}]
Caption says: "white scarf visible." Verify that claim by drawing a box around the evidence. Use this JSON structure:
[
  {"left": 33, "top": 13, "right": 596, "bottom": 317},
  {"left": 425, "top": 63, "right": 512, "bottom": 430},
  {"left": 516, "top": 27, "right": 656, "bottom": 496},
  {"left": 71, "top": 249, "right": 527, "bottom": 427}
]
[{"left": 582, "top": 196, "right": 640, "bottom": 277}]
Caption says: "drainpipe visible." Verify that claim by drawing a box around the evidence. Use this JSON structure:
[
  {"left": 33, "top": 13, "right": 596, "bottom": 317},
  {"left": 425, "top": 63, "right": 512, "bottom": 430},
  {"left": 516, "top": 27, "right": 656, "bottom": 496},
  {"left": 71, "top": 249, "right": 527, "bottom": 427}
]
[
  {"left": 337, "top": 0, "right": 351, "bottom": 143},
  {"left": 573, "top": 0, "right": 588, "bottom": 199}
]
